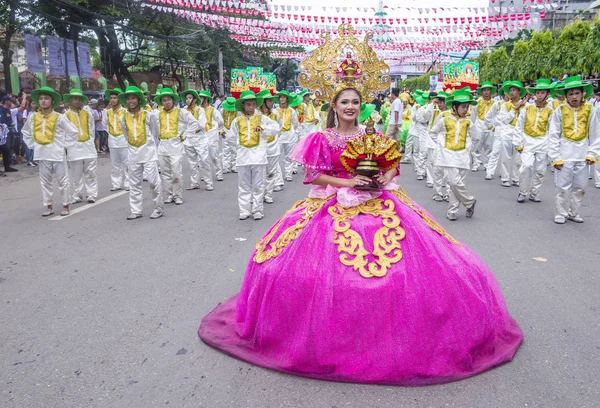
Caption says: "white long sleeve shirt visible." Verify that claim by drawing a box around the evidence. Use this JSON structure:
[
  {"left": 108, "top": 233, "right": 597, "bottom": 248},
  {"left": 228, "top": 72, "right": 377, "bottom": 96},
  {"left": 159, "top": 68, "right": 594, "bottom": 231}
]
[
  {"left": 204, "top": 106, "right": 224, "bottom": 139},
  {"left": 263, "top": 111, "right": 281, "bottom": 157},
  {"left": 495, "top": 100, "right": 523, "bottom": 142},
  {"left": 232, "top": 113, "right": 280, "bottom": 166},
  {"left": 102, "top": 106, "right": 128, "bottom": 149},
  {"left": 276, "top": 106, "right": 299, "bottom": 144},
  {"left": 548, "top": 102, "right": 600, "bottom": 165},
  {"left": 155, "top": 107, "right": 199, "bottom": 156},
  {"left": 513, "top": 102, "right": 554, "bottom": 154},
  {"left": 120, "top": 109, "right": 160, "bottom": 163},
  {"left": 430, "top": 112, "right": 473, "bottom": 169},
  {"left": 65, "top": 108, "right": 97, "bottom": 161},
  {"left": 182, "top": 105, "right": 207, "bottom": 146},
  {"left": 471, "top": 97, "right": 496, "bottom": 136},
  {"left": 22, "top": 111, "right": 79, "bottom": 162}
]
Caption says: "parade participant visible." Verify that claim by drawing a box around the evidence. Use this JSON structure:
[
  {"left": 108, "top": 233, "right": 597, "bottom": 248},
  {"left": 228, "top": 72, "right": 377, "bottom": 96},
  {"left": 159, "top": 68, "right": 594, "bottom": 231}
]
[
  {"left": 401, "top": 90, "right": 423, "bottom": 164},
  {"left": 103, "top": 88, "right": 129, "bottom": 191},
  {"left": 318, "top": 102, "right": 329, "bottom": 131},
  {"left": 414, "top": 91, "right": 434, "bottom": 181},
  {"left": 300, "top": 91, "right": 319, "bottom": 138},
  {"left": 257, "top": 90, "right": 282, "bottom": 204},
  {"left": 231, "top": 91, "right": 279, "bottom": 220},
  {"left": 198, "top": 24, "right": 522, "bottom": 385},
  {"left": 470, "top": 81, "right": 496, "bottom": 172},
  {"left": 180, "top": 89, "right": 208, "bottom": 191},
  {"left": 118, "top": 86, "right": 164, "bottom": 220},
  {"left": 63, "top": 89, "right": 98, "bottom": 204},
  {"left": 386, "top": 88, "right": 403, "bottom": 142},
  {"left": 221, "top": 97, "right": 239, "bottom": 174},
  {"left": 484, "top": 82, "right": 510, "bottom": 180},
  {"left": 496, "top": 81, "right": 526, "bottom": 187},
  {"left": 429, "top": 91, "right": 450, "bottom": 202},
  {"left": 154, "top": 87, "right": 199, "bottom": 205},
  {"left": 273, "top": 90, "right": 300, "bottom": 182},
  {"left": 513, "top": 79, "right": 554, "bottom": 203},
  {"left": 549, "top": 82, "right": 565, "bottom": 109},
  {"left": 199, "top": 90, "right": 225, "bottom": 182},
  {"left": 22, "top": 87, "right": 78, "bottom": 216},
  {"left": 430, "top": 90, "right": 478, "bottom": 221},
  {"left": 548, "top": 76, "right": 600, "bottom": 224}
]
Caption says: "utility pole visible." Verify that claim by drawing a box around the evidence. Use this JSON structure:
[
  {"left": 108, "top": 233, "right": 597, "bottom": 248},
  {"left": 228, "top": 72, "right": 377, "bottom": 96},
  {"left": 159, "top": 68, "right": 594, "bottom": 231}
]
[{"left": 218, "top": 46, "right": 224, "bottom": 96}]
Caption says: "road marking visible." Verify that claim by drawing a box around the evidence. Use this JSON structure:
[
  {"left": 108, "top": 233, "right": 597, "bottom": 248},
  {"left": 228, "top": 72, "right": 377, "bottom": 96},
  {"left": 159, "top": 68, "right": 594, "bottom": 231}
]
[{"left": 49, "top": 190, "right": 128, "bottom": 221}]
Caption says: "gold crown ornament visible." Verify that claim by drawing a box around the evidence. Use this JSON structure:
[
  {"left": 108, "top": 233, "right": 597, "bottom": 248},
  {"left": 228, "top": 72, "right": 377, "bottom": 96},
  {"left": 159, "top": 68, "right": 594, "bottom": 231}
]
[{"left": 298, "top": 24, "right": 391, "bottom": 103}]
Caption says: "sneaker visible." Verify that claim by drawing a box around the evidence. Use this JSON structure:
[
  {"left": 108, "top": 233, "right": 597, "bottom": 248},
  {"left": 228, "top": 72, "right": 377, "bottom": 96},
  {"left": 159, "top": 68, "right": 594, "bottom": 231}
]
[
  {"left": 465, "top": 199, "right": 477, "bottom": 218},
  {"left": 471, "top": 168, "right": 479, "bottom": 172},
  {"left": 127, "top": 213, "right": 142, "bottom": 220},
  {"left": 42, "top": 209, "right": 54, "bottom": 217},
  {"left": 595, "top": 184, "right": 600, "bottom": 189},
  {"left": 186, "top": 185, "right": 200, "bottom": 190},
  {"left": 125, "top": 187, "right": 130, "bottom": 191},
  {"left": 400, "top": 159, "right": 412, "bottom": 164},
  {"left": 433, "top": 196, "right": 444, "bottom": 202},
  {"left": 447, "top": 213, "right": 458, "bottom": 221},
  {"left": 206, "top": 185, "right": 214, "bottom": 191},
  {"left": 4, "top": 167, "right": 18, "bottom": 172},
  {"left": 567, "top": 214, "right": 584, "bottom": 223},
  {"left": 554, "top": 215, "right": 566, "bottom": 224},
  {"left": 27, "top": 162, "right": 36, "bottom": 167},
  {"left": 239, "top": 214, "right": 249, "bottom": 220},
  {"left": 72, "top": 197, "right": 83, "bottom": 204},
  {"left": 443, "top": 195, "right": 449, "bottom": 202},
  {"left": 253, "top": 213, "right": 264, "bottom": 220},
  {"left": 174, "top": 197, "right": 183, "bottom": 205},
  {"left": 529, "top": 195, "right": 541, "bottom": 203},
  {"left": 216, "top": 176, "right": 224, "bottom": 181},
  {"left": 264, "top": 197, "right": 274, "bottom": 204},
  {"left": 164, "top": 196, "right": 174, "bottom": 204},
  {"left": 110, "top": 187, "right": 121, "bottom": 192},
  {"left": 292, "top": 170, "right": 298, "bottom": 175},
  {"left": 485, "top": 174, "right": 493, "bottom": 180},
  {"left": 274, "top": 186, "right": 284, "bottom": 192},
  {"left": 60, "top": 208, "right": 70, "bottom": 216},
  {"left": 511, "top": 180, "right": 520, "bottom": 187},
  {"left": 426, "top": 183, "right": 433, "bottom": 188},
  {"left": 501, "top": 181, "right": 511, "bottom": 187},
  {"left": 232, "top": 168, "right": 238, "bottom": 173},
  {"left": 285, "top": 177, "right": 293, "bottom": 182},
  {"left": 416, "top": 175, "right": 424, "bottom": 181},
  {"left": 150, "top": 208, "right": 164, "bottom": 219},
  {"left": 517, "top": 194, "right": 526, "bottom": 203},
  {"left": 87, "top": 197, "right": 96, "bottom": 203}
]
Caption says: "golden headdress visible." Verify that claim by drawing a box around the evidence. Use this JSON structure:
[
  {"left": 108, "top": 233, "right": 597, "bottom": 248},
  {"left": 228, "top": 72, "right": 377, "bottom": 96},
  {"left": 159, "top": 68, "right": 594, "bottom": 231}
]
[{"left": 298, "top": 24, "right": 391, "bottom": 103}]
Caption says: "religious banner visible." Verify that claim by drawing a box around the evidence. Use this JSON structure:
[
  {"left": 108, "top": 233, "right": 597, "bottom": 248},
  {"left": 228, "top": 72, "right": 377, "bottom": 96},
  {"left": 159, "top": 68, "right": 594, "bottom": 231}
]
[
  {"left": 246, "top": 66, "right": 263, "bottom": 92},
  {"left": 65, "top": 39, "right": 79, "bottom": 77},
  {"left": 77, "top": 42, "right": 93, "bottom": 79},
  {"left": 442, "top": 61, "right": 479, "bottom": 92},
  {"left": 231, "top": 68, "right": 248, "bottom": 98},
  {"left": 266, "top": 73, "right": 277, "bottom": 94},
  {"left": 24, "top": 34, "right": 45, "bottom": 73},
  {"left": 46, "top": 36, "right": 66, "bottom": 76}
]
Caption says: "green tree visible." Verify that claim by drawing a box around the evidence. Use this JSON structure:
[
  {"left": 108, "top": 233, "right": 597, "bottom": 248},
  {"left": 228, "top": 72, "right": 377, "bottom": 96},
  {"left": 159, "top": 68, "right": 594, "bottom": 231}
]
[
  {"left": 504, "top": 40, "right": 529, "bottom": 81},
  {"left": 477, "top": 50, "right": 490, "bottom": 82},
  {"left": 579, "top": 18, "right": 600, "bottom": 74},
  {"left": 550, "top": 19, "right": 591, "bottom": 77},
  {"left": 522, "top": 30, "right": 554, "bottom": 80},
  {"left": 484, "top": 47, "right": 510, "bottom": 84}
]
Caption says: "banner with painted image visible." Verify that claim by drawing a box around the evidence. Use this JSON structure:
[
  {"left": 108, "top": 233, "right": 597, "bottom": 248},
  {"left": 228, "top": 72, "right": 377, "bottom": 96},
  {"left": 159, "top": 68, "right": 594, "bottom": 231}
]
[
  {"left": 245, "top": 66, "right": 263, "bottom": 90},
  {"left": 24, "top": 34, "right": 45, "bottom": 73},
  {"left": 442, "top": 61, "right": 479, "bottom": 92},
  {"left": 47, "top": 36, "right": 65, "bottom": 76},
  {"left": 65, "top": 39, "right": 79, "bottom": 76},
  {"left": 77, "top": 42, "right": 93, "bottom": 79},
  {"left": 231, "top": 68, "right": 248, "bottom": 96}
]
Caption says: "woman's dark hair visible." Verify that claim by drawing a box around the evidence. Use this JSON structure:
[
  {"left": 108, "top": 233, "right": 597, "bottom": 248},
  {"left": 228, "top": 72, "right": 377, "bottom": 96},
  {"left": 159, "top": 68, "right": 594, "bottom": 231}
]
[{"left": 326, "top": 88, "right": 361, "bottom": 129}]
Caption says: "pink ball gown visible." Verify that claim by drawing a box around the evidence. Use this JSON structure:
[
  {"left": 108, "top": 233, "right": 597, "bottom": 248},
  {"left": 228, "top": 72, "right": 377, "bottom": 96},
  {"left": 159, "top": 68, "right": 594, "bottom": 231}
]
[{"left": 198, "top": 129, "right": 523, "bottom": 386}]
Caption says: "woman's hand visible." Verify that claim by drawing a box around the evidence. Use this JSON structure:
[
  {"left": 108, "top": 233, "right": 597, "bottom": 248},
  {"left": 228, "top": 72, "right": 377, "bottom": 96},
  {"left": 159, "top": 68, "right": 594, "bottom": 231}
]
[
  {"left": 375, "top": 168, "right": 398, "bottom": 186},
  {"left": 346, "top": 175, "right": 373, "bottom": 188}
]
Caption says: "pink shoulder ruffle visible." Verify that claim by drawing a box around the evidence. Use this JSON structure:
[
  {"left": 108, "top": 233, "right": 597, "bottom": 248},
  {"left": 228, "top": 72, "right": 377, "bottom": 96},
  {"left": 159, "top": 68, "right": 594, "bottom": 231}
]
[{"left": 290, "top": 131, "right": 333, "bottom": 184}]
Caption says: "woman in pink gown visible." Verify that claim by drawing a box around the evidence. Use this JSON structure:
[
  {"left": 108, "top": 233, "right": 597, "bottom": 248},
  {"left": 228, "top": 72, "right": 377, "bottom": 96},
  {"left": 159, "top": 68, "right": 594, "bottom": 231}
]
[{"left": 198, "top": 88, "right": 523, "bottom": 386}]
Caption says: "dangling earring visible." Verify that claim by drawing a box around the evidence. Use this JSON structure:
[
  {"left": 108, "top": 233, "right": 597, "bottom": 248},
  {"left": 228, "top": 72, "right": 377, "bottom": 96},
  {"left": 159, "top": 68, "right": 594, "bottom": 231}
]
[{"left": 334, "top": 111, "right": 339, "bottom": 128}]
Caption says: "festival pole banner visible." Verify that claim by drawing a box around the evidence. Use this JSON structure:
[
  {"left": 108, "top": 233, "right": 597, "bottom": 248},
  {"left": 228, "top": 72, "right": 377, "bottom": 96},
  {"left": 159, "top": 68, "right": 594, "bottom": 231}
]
[
  {"left": 266, "top": 72, "right": 277, "bottom": 94},
  {"left": 24, "top": 34, "right": 46, "bottom": 73},
  {"left": 65, "top": 39, "right": 79, "bottom": 77},
  {"left": 231, "top": 68, "right": 248, "bottom": 98},
  {"left": 46, "top": 36, "right": 66, "bottom": 76},
  {"left": 77, "top": 42, "right": 93, "bottom": 79},
  {"left": 246, "top": 66, "right": 263, "bottom": 92},
  {"left": 442, "top": 61, "right": 479, "bottom": 92}
]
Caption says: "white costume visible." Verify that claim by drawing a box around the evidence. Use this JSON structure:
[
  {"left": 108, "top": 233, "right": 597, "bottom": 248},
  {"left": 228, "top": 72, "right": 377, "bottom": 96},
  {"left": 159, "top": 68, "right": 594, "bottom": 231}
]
[
  {"left": 495, "top": 101, "right": 523, "bottom": 185},
  {"left": 263, "top": 110, "right": 282, "bottom": 203},
  {"left": 470, "top": 97, "right": 495, "bottom": 171},
  {"left": 414, "top": 103, "right": 433, "bottom": 180},
  {"left": 65, "top": 108, "right": 98, "bottom": 202},
  {"left": 275, "top": 106, "right": 300, "bottom": 181},
  {"left": 103, "top": 106, "right": 129, "bottom": 190},
  {"left": 232, "top": 112, "right": 280, "bottom": 219},
  {"left": 182, "top": 105, "right": 208, "bottom": 190},
  {"left": 203, "top": 105, "right": 225, "bottom": 181},
  {"left": 120, "top": 109, "right": 163, "bottom": 216},
  {"left": 429, "top": 110, "right": 451, "bottom": 201},
  {"left": 221, "top": 109, "right": 239, "bottom": 173},
  {"left": 403, "top": 103, "right": 421, "bottom": 164},
  {"left": 301, "top": 102, "right": 318, "bottom": 139},
  {"left": 484, "top": 100, "right": 504, "bottom": 179},
  {"left": 22, "top": 111, "right": 78, "bottom": 208}
]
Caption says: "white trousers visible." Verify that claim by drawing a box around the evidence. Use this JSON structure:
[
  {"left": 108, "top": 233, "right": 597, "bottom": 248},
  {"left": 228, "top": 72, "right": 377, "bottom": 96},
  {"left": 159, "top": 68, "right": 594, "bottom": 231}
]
[
  {"left": 265, "top": 155, "right": 281, "bottom": 201},
  {"left": 499, "top": 140, "right": 521, "bottom": 182},
  {"left": 425, "top": 147, "right": 435, "bottom": 184},
  {"left": 185, "top": 143, "right": 213, "bottom": 188},
  {"left": 403, "top": 131, "right": 416, "bottom": 162},
  {"left": 238, "top": 164, "right": 267, "bottom": 217},
  {"left": 589, "top": 164, "right": 600, "bottom": 186},
  {"left": 471, "top": 130, "right": 493, "bottom": 170},
  {"left": 222, "top": 133, "right": 237, "bottom": 173},
  {"left": 444, "top": 167, "right": 476, "bottom": 216},
  {"left": 39, "top": 160, "right": 70, "bottom": 207},
  {"left": 159, "top": 154, "right": 183, "bottom": 200},
  {"left": 208, "top": 132, "right": 224, "bottom": 179},
  {"left": 486, "top": 135, "right": 502, "bottom": 178},
  {"left": 69, "top": 158, "right": 98, "bottom": 202},
  {"left": 554, "top": 161, "right": 588, "bottom": 218},
  {"left": 128, "top": 161, "right": 163, "bottom": 216},
  {"left": 519, "top": 151, "right": 547, "bottom": 196},
  {"left": 110, "top": 147, "right": 129, "bottom": 190},
  {"left": 415, "top": 135, "right": 429, "bottom": 177},
  {"left": 280, "top": 142, "right": 296, "bottom": 180},
  {"left": 432, "top": 162, "right": 448, "bottom": 199}
]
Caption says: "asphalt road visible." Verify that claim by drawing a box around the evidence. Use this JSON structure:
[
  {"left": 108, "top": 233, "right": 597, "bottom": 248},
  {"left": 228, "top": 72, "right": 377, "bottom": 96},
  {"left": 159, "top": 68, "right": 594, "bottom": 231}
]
[{"left": 1, "top": 156, "right": 599, "bottom": 408}]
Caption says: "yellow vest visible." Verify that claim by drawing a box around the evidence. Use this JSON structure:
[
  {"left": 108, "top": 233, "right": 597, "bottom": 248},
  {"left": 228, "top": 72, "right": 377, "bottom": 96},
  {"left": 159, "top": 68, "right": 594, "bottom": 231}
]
[
  {"left": 158, "top": 108, "right": 181, "bottom": 140},
  {"left": 107, "top": 107, "right": 125, "bottom": 137},
  {"left": 523, "top": 104, "right": 553, "bottom": 137},
  {"left": 66, "top": 109, "right": 91, "bottom": 142},
  {"left": 477, "top": 98, "right": 495, "bottom": 121},
  {"left": 223, "top": 110, "right": 237, "bottom": 130},
  {"left": 443, "top": 115, "right": 470, "bottom": 151},
  {"left": 277, "top": 107, "right": 293, "bottom": 132},
  {"left": 123, "top": 110, "right": 147, "bottom": 148},
  {"left": 560, "top": 103, "right": 593, "bottom": 142},
  {"left": 32, "top": 112, "right": 59, "bottom": 145},
  {"left": 236, "top": 114, "right": 263, "bottom": 148},
  {"left": 204, "top": 106, "right": 214, "bottom": 131}
]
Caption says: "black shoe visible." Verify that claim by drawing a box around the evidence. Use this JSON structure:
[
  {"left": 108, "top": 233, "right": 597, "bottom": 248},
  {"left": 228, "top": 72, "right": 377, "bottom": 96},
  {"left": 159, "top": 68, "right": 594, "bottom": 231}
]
[{"left": 4, "top": 167, "right": 18, "bottom": 172}]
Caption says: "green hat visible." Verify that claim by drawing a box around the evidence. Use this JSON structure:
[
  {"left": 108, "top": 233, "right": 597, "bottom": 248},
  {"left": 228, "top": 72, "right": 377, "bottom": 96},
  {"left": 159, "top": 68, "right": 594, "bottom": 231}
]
[
  {"left": 412, "top": 95, "right": 426, "bottom": 106},
  {"left": 63, "top": 89, "right": 89, "bottom": 104},
  {"left": 257, "top": 89, "right": 274, "bottom": 99},
  {"left": 320, "top": 103, "right": 330, "bottom": 112},
  {"left": 273, "top": 90, "right": 294, "bottom": 105},
  {"left": 105, "top": 88, "right": 123, "bottom": 100},
  {"left": 198, "top": 90, "right": 213, "bottom": 105},
  {"left": 359, "top": 103, "right": 375, "bottom": 123},
  {"left": 445, "top": 90, "right": 477, "bottom": 109},
  {"left": 298, "top": 90, "right": 311, "bottom": 98},
  {"left": 550, "top": 82, "right": 564, "bottom": 98},
  {"left": 32, "top": 86, "right": 61, "bottom": 109},
  {"left": 477, "top": 81, "right": 495, "bottom": 93},
  {"left": 414, "top": 89, "right": 424, "bottom": 96},
  {"left": 235, "top": 90, "right": 263, "bottom": 112},
  {"left": 154, "top": 87, "right": 180, "bottom": 105},
  {"left": 289, "top": 94, "right": 302, "bottom": 107},
  {"left": 421, "top": 91, "right": 430, "bottom": 100},
  {"left": 498, "top": 80, "right": 511, "bottom": 97},
  {"left": 528, "top": 78, "right": 553, "bottom": 93},
  {"left": 554, "top": 76, "right": 593, "bottom": 99},
  {"left": 436, "top": 91, "right": 450, "bottom": 100},
  {"left": 222, "top": 96, "right": 237, "bottom": 112},
  {"left": 118, "top": 86, "right": 146, "bottom": 107},
  {"left": 180, "top": 89, "right": 200, "bottom": 105},
  {"left": 501, "top": 81, "right": 527, "bottom": 98}
]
